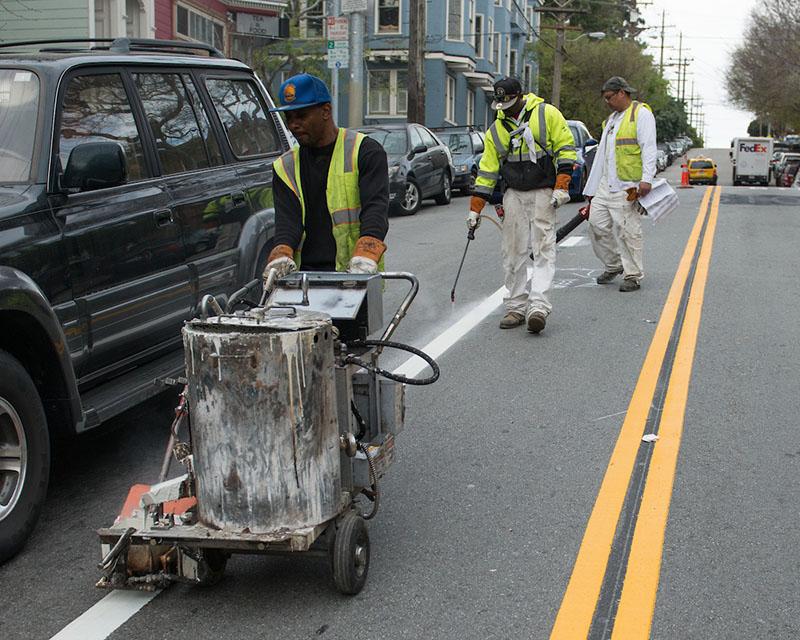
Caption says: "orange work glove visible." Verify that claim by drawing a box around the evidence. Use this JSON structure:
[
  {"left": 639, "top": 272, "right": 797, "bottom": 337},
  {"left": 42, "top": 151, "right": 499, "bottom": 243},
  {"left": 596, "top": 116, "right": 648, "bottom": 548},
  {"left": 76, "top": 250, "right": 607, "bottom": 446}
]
[
  {"left": 554, "top": 173, "right": 571, "bottom": 192},
  {"left": 352, "top": 236, "right": 386, "bottom": 262},
  {"left": 469, "top": 195, "right": 487, "bottom": 214},
  {"left": 268, "top": 244, "right": 294, "bottom": 262}
]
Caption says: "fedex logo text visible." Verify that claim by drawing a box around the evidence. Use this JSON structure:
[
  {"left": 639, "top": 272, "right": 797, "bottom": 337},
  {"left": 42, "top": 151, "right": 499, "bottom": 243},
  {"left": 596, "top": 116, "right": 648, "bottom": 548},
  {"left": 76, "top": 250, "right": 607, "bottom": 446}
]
[{"left": 739, "top": 143, "right": 768, "bottom": 153}]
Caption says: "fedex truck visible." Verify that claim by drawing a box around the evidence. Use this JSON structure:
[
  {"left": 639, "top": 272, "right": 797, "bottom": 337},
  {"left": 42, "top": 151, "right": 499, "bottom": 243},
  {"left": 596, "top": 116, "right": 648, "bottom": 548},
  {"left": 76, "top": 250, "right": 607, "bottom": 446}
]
[{"left": 731, "top": 137, "right": 772, "bottom": 186}]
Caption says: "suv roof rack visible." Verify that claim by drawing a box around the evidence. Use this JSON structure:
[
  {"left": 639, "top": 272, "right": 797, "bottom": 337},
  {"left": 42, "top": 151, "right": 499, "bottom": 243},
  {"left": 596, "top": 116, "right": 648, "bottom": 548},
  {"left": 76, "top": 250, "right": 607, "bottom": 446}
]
[
  {"left": 431, "top": 124, "right": 483, "bottom": 132},
  {"left": 0, "top": 37, "right": 224, "bottom": 58}
]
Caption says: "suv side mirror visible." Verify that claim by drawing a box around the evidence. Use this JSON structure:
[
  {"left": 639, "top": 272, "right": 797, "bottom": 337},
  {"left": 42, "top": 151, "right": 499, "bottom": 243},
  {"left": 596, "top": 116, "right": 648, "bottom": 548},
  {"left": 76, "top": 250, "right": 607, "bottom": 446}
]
[
  {"left": 408, "top": 144, "right": 427, "bottom": 159},
  {"left": 62, "top": 142, "right": 126, "bottom": 191}
]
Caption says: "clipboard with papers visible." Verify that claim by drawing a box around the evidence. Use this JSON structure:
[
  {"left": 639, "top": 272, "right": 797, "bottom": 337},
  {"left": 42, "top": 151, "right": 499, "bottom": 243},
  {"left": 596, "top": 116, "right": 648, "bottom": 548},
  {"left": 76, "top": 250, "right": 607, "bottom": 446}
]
[{"left": 635, "top": 178, "right": 679, "bottom": 223}]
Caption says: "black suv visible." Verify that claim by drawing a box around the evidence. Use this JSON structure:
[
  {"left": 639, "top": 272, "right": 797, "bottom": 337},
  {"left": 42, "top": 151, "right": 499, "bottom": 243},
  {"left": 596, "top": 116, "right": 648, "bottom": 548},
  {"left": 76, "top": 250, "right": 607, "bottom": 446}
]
[{"left": 0, "top": 38, "right": 290, "bottom": 563}]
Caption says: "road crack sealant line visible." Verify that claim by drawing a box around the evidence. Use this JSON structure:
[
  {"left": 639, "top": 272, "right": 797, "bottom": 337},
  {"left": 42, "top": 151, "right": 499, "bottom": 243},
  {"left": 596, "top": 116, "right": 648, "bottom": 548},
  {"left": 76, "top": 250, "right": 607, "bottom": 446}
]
[{"left": 550, "top": 186, "right": 720, "bottom": 640}]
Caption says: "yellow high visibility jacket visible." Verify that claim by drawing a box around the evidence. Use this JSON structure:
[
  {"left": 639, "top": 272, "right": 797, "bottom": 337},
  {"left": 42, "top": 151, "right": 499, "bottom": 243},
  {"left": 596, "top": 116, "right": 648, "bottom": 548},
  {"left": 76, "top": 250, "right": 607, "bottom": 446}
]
[
  {"left": 602, "top": 101, "right": 652, "bottom": 183},
  {"left": 273, "top": 127, "right": 384, "bottom": 272},
  {"left": 474, "top": 93, "right": 577, "bottom": 197}
]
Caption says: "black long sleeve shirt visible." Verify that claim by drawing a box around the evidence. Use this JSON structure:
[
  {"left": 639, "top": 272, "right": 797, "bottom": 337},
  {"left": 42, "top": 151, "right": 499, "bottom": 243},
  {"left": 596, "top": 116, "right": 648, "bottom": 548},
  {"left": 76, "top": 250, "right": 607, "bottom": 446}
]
[{"left": 273, "top": 134, "right": 389, "bottom": 270}]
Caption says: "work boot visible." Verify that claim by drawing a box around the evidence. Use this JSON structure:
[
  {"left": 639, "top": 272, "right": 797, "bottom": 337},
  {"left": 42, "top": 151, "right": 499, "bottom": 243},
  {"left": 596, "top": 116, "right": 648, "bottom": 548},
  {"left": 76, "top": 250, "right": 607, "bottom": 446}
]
[
  {"left": 619, "top": 278, "right": 641, "bottom": 292},
  {"left": 596, "top": 268, "right": 623, "bottom": 284},
  {"left": 526, "top": 311, "right": 547, "bottom": 334},
  {"left": 499, "top": 312, "right": 525, "bottom": 329}
]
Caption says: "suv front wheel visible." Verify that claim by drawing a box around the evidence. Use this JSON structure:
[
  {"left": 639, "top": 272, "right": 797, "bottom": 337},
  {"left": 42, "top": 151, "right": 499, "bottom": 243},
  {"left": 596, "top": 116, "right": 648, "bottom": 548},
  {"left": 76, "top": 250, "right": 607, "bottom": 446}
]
[{"left": 0, "top": 350, "right": 50, "bottom": 564}]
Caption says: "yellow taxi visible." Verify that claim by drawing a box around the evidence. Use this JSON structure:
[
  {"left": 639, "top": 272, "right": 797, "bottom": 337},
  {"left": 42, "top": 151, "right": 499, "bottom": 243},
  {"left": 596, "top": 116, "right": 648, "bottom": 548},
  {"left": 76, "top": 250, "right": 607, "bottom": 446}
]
[{"left": 687, "top": 157, "right": 718, "bottom": 185}]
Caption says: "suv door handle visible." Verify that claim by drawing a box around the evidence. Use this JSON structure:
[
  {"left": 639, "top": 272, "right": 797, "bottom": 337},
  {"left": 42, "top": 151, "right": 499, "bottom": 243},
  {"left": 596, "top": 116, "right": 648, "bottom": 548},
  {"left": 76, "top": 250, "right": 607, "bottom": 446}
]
[
  {"left": 224, "top": 191, "right": 247, "bottom": 213},
  {"left": 153, "top": 208, "right": 174, "bottom": 227}
]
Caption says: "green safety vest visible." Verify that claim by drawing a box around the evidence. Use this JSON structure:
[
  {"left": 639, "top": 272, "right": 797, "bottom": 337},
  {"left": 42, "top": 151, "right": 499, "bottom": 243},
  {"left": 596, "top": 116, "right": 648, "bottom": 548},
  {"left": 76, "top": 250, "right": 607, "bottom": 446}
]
[
  {"left": 603, "top": 101, "right": 652, "bottom": 182},
  {"left": 273, "top": 127, "right": 384, "bottom": 272}
]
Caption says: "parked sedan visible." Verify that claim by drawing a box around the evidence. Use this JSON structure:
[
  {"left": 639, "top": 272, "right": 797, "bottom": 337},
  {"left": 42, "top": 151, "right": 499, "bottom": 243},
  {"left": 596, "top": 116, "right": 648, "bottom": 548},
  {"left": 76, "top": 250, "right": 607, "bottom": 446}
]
[
  {"left": 357, "top": 124, "right": 454, "bottom": 215},
  {"left": 778, "top": 158, "right": 800, "bottom": 187},
  {"left": 773, "top": 153, "right": 800, "bottom": 186},
  {"left": 566, "top": 119, "right": 598, "bottom": 201},
  {"left": 435, "top": 127, "right": 485, "bottom": 194}
]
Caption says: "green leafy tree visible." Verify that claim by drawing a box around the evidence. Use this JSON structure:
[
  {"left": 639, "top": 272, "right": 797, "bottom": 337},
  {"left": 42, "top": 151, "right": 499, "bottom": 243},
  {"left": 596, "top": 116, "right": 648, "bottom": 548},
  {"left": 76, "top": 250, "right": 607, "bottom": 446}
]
[
  {"left": 250, "top": 0, "right": 330, "bottom": 92},
  {"left": 726, "top": 0, "right": 800, "bottom": 134}
]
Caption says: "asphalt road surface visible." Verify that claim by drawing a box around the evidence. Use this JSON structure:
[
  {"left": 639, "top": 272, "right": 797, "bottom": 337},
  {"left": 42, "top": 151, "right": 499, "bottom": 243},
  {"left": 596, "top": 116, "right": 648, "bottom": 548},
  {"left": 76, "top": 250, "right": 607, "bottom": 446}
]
[{"left": 1, "top": 149, "right": 798, "bottom": 640}]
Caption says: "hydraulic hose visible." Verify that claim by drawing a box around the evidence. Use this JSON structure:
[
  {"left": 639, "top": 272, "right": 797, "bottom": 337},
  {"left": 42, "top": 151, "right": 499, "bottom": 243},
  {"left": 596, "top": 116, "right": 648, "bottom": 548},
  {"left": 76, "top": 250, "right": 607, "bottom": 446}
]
[{"left": 343, "top": 339, "right": 440, "bottom": 386}]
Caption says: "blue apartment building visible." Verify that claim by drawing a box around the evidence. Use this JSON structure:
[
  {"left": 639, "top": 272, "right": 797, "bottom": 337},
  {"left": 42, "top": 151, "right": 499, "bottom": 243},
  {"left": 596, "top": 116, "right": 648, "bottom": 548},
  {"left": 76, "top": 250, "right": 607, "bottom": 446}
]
[{"left": 328, "top": 0, "right": 542, "bottom": 130}]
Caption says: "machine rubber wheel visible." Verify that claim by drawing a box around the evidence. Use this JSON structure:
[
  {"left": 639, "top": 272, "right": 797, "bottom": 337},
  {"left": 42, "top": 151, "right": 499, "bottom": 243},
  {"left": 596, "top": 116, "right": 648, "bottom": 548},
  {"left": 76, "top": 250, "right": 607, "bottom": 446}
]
[
  {"left": 397, "top": 179, "right": 421, "bottom": 215},
  {"left": 196, "top": 549, "right": 228, "bottom": 586},
  {"left": 434, "top": 172, "right": 452, "bottom": 205},
  {"left": 330, "top": 511, "right": 369, "bottom": 595},
  {"left": 0, "top": 350, "right": 50, "bottom": 565}
]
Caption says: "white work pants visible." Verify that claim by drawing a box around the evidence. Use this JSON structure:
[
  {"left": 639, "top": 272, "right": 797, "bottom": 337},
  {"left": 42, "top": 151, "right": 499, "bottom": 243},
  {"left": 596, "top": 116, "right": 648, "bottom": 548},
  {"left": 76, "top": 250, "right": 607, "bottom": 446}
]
[
  {"left": 501, "top": 187, "right": 556, "bottom": 318},
  {"left": 588, "top": 176, "right": 644, "bottom": 281}
]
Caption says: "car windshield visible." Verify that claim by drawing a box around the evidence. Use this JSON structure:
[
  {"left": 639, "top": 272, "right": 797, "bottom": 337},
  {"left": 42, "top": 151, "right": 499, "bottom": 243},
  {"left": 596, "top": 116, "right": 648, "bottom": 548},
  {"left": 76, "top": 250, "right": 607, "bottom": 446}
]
[
  {"left": 442, "top": 132, "right": 472, "bottom": 154},
  {"left": 690, "top": 160, "right": 714, "bottom": 169},
  {"left": 366, "top": 129, "right": 407, "bottom": 155},
  {"left": 0, "top": 69, "right": 40, "bottom": 182}
]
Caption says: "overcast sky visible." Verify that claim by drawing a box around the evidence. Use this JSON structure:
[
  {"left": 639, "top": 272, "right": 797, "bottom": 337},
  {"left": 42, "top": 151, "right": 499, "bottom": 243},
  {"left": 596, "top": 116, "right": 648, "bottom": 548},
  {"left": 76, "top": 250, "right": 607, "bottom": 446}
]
[{"left": 638, "top": 0, "right": 758, "bottom": 148}]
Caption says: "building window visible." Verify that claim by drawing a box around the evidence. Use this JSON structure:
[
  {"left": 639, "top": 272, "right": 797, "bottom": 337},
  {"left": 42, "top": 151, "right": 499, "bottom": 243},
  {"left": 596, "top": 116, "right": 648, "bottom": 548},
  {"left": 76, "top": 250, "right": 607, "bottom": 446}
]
[
  {"left": 474, "top": 14, "right": 483, "bottom": 57},
  {"left": 176, "top": 4, "right": 224, "bottom": 50},
  {"left": 302, "top": 0, "right": 324, "bottom": 38},
  {"left": 376, "top": 0, "right": 400, "bottom": 34},
  {"left": 505, "top": 35, "right": 511, "bottom": 75},
  {"left": 445, "top": 75, "right": 456, "bottom": 123},
  {"left": 509, "top": 49, "right": 517, "bottom": 78},
  {"left": 466, "top": 89, "right": 475, "bottom": 126},
  {"left": 447, "top": 0, "right": 462, "bottom": 41},
  {"left": 467, "top": 0, "right": 475, "bottom": 44},
  {"left": 526, "top": 7, "right": 535, "bottom": 42},
  {"left": 492, "top": 21, "right": 500, "bottom": 68},
  {"left": 488, "top": 17, "right": 494, "bottom": 64},
  {"left": 368, "top": 69, "right": 408, "bottom": 116},
  {"left": 524, "top": 64, "right": 531, "bottom": 91}
]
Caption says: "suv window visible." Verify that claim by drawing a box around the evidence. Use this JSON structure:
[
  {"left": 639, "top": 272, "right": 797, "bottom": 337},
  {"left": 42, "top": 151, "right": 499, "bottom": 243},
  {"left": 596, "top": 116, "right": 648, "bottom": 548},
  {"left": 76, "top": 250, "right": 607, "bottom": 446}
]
[
  {"left": 0, "top": 69, "right": 39, "bottom": 182},
  {"left": 58, "top": 73, "right": 146, "bottom": 181},
  {"left": 409, "top": 126, "right": 423, "bottom": 149},
  {"left": 442, "top": 132, "right": 472, "bottom": 154},
  {"left": 204, "top": 77, "right": 280, "bottom": 157},
  {"left": 135, "top": 72, "right": 221, "bottom": 175}
]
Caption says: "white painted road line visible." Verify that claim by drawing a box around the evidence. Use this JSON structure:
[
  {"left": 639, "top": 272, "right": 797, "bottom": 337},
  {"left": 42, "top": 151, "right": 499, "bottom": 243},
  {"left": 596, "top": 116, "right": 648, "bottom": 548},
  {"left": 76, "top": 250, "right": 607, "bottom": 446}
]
[
  {"left": 559, "top": 236, "right": 587, "bottom": 247},
  {"left": 50, "top": 590, "right": 161, "bottom": 640},
  {"left": 393, "top": 287, "right": 505, "bottom": 379}
]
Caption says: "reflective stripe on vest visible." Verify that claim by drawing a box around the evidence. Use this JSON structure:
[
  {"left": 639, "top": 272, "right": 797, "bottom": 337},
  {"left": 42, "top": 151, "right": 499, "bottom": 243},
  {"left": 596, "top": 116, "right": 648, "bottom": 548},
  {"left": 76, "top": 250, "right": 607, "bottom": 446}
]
[{"left": 488, "top": 103, "right": 549, "bottom": 162}]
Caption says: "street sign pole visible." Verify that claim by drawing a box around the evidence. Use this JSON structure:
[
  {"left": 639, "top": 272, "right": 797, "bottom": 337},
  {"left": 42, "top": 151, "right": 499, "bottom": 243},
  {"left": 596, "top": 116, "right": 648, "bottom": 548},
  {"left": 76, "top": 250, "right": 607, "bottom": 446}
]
[
  {"left": 328, "top": 0, "right": 340, "bottom": 124},
  {"left": 343, "top": 0, "right": 367, "bottom": 128}
]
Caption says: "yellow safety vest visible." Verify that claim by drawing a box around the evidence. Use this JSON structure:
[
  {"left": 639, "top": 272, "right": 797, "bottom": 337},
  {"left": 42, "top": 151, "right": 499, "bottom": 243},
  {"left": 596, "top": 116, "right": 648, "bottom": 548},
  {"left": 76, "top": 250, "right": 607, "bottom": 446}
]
[
  {"left": 603, "top": 101, "right": 652, "bottom": 183},
  {"left": 273, "top": 128, "right": 383, "bottom": 272}
]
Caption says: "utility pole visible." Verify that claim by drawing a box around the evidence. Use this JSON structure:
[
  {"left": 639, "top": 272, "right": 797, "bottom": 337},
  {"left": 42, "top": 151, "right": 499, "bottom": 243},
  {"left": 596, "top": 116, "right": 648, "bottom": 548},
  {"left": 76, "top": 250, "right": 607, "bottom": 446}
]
[
  {"left": 535, "top": 2, "right": 586, "bottom": 109},
  {"left": 407, "top": 0, "right": 425, "bottom": 124},
  {"left": 346, "top": 4, "right": 365, "bottom": 128},
  {"left": 659, "top": 9, "right": 665, "bottom": 75}
]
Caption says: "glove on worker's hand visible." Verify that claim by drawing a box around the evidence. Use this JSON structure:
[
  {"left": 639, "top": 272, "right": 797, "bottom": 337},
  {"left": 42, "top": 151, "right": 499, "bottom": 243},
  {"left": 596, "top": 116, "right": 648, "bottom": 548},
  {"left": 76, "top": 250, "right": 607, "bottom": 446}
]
[
  {"left": 467, "top": 210, "right": 481, "bottom": 230},
  {"left": 263, "top": 244, "right": 297, "bottom": 280},
  {"left": 550, "top": 189, "right": 571, "bottom": 209},
  {"left": 348, "top": 256, "right": 378, "bottom": 274}
]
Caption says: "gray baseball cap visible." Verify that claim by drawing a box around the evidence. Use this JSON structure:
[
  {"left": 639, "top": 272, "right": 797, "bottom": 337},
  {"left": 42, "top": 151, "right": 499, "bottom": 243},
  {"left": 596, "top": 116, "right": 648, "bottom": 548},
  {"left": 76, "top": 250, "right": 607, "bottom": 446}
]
[{"left": 601, "top": 76, "right": 636, "bottom": 94}]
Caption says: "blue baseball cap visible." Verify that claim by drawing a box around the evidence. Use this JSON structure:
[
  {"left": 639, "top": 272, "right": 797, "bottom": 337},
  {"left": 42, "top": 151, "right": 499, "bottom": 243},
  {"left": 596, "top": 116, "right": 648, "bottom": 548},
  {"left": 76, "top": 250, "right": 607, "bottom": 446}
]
[{"left": 271, "top": 73, "right": 332, "bottom": 112}]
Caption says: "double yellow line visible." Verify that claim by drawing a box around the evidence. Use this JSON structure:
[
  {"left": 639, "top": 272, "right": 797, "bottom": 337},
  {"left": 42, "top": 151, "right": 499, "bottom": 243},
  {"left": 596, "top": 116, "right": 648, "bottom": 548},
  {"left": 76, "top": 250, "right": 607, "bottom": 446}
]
[{"left": 550, "top": 186, "right": 722, "bottom": 640}]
